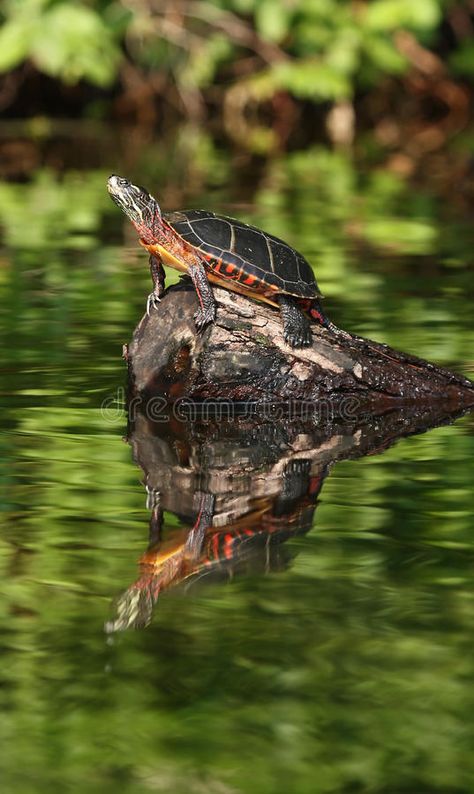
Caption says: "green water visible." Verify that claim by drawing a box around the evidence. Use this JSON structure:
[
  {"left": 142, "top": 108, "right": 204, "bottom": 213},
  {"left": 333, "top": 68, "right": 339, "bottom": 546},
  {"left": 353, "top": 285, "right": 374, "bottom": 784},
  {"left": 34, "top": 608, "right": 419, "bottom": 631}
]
[{"left": 0, "top": 135, "right": 473, "bottom": 793}]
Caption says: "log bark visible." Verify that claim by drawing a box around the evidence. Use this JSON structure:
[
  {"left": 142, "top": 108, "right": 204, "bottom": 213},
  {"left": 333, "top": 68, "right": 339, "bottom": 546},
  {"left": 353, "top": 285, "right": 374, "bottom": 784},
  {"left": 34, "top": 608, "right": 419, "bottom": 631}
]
[{"left": 125, "top": 280, "right": 474, "bottom": 414}]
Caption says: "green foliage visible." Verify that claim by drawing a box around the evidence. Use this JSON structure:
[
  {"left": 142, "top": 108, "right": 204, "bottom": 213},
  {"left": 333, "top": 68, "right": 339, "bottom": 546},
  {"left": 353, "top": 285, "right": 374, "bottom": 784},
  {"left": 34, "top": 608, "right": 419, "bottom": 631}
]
[
  {"left": 364, "top": 0, "right": 441, "bottom": 32},
  {"left": 181, "top": 33, "right": 233, "bottom": 89},
  {"left": 254, "top": 0, "right": 292, "bottom": 43},
  {"left": 0, "top": 0, "right": 122, "bottom": 85},
  {"left": 0, "top": 0, "right": 460, "bottom": 109}
]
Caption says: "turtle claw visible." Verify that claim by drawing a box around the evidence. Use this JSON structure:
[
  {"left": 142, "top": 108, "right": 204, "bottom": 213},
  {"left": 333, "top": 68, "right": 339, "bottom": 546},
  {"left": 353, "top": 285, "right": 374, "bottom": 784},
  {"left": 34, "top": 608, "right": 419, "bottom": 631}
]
[
  {"left": 194, "top": 306, "right": 216, "bottom": 332},
  {"left": 145, "top": 484, "right": 160, "bottom": 511},
  {"left": 284, "top": 326, "right": 312, "bottom": 349},
  {"left": 146, "top": 292, "right": 161, "bottom": 316},
  {"left": 279, "top": 295, "right": 313, "bottom": 349}
]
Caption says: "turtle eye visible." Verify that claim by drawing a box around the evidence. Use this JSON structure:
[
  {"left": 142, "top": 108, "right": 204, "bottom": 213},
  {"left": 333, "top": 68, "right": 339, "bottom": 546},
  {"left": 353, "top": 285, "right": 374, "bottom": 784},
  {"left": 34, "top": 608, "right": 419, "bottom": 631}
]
[{"left": 135, "top": 184, "right": 149, "bottom": 197}]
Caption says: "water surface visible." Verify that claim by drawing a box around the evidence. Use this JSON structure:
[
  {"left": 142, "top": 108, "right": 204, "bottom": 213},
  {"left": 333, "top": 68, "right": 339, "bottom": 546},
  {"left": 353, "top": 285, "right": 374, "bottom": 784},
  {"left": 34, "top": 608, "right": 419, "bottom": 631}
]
[{"left": 0, "top": 137, "right": 473, "bottom": 793}]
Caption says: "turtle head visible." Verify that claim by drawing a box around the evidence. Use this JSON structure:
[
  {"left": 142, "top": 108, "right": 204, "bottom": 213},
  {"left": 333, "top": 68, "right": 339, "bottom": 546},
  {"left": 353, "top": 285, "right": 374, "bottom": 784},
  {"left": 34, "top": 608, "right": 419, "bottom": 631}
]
[{"left": 107, "top": 174, "right": 162, "bottom": 244}]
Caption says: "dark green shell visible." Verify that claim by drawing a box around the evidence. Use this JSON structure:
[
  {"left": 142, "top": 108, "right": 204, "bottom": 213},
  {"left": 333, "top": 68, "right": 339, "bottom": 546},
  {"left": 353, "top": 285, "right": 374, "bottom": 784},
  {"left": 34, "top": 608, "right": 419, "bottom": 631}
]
[{"left": 165, "top": 210, "right": 321, "bottom": 298}]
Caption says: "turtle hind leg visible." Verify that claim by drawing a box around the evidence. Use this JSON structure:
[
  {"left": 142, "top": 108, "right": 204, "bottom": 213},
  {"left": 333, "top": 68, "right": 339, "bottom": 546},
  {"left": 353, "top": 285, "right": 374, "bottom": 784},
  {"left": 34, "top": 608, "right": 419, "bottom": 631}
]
[
  {"left": 309, "top": 298, "right": 350, "bottom": 338},
  {"left": 278, "top": 295, "right": 312, "bottom": 348},
  {"left": 273, "top": 460, "right": 311, "bottom": 516}
]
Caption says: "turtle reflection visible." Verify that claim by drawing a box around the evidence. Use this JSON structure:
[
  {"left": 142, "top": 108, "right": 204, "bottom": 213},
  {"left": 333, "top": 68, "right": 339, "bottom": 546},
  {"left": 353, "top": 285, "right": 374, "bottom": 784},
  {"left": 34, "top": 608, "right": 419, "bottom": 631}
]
[
  {"left": 106, "top": 398, "right": 470, "bottom": 632},
  {"left": 105, "top": 415, "right": 328, "bottom": 632}
]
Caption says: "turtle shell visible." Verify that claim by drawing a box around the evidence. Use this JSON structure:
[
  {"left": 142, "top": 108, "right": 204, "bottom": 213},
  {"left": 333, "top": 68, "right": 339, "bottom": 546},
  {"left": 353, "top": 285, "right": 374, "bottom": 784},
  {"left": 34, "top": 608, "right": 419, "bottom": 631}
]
[{"left": 164, "top": 210, "right": 322, "bottom": 299}]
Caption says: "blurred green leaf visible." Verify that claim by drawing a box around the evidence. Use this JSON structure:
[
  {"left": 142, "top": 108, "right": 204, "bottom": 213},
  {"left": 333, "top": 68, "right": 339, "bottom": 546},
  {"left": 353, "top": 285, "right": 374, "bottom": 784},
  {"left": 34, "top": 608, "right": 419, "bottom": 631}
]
[
  {"left": 363, "top": 33, "right": 408, "bottom": 73},
  {"left": 365, "top": 0, "right": 441, "bottom": 31},
  {"left": 181, "top": 33, "right": 232, "bottom": 89},
  {"left": 0, "top": 0, "right": 122, "bottom": 86},
  {"left": 0, "top": 18, "right": 35, "bottom": 72},
  {"left": 31, "top": 5, "right": 121, "bottom": 86},
  {"left": 255, "top": 0, "right": 291, "bottom": 43},
  {"left": 253, "top": 59, "right": 351, "bottom": 101}
]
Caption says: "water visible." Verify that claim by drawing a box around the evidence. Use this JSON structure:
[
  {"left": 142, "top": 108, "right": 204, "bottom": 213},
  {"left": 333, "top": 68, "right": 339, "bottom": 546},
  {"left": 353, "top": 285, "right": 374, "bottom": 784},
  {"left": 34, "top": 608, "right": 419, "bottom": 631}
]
[{"left": 0, "top": 134, "right": 473, "bottom": 793}]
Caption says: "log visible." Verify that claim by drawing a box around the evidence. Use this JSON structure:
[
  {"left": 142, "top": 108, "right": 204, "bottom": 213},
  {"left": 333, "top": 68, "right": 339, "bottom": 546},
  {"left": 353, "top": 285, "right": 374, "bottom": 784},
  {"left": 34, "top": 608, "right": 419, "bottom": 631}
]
[{"left": 125, "top": 279, "right": 474, "bottom": 413}]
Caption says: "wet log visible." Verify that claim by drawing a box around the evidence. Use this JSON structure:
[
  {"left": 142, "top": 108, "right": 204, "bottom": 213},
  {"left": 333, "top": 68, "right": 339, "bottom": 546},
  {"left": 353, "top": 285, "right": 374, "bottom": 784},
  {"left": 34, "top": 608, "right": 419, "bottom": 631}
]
[{"left": 125, "top": 280, "right": 474, "bottom": 414}]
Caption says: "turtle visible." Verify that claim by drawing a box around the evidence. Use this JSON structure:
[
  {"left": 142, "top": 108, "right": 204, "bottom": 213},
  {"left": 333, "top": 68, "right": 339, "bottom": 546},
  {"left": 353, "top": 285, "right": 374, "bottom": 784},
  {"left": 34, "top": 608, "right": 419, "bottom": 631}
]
[{"left": 107, "top": 174, "right": 342, "bottom": 348}]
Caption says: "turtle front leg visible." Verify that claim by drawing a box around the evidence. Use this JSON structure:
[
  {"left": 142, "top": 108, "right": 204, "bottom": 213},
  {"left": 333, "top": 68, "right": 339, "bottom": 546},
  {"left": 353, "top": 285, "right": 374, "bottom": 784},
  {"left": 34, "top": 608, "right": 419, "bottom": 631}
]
[
  {"left": 185, "top": 492, "right": 215, "bottom": 559},
  {"left": 188, "top": 261, "right": 216, "bottom": 332},
  {"left": 146, "top": 254, "right": 166, "bottom": 315},
  {"left": 145, "top": 485, "right": 162, "bottom": 545},
  {"left": 278, "top": 295, "right": 312, "bottom": 348}
]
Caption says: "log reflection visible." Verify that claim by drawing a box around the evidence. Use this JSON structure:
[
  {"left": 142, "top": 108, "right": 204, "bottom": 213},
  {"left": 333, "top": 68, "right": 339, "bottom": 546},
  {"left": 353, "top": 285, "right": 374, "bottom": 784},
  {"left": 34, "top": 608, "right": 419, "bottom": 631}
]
[{"left": 106, "top": 400, "right": 472, "bottom": 631}]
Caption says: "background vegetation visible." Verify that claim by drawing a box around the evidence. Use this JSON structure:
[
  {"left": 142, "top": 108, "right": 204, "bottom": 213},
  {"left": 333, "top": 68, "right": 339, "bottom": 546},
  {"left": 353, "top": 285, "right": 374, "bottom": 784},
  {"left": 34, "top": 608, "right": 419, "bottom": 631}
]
[{"left": 1, "top": 0, "right": 474, "bottom": 153}]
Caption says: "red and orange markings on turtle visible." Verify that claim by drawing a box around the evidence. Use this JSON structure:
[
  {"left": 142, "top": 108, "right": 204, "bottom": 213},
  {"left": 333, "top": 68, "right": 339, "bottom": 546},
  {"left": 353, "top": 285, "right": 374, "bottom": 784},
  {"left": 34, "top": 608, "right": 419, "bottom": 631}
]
[{"left": 107, "top": 175, "right": 343, "bottom": 348}]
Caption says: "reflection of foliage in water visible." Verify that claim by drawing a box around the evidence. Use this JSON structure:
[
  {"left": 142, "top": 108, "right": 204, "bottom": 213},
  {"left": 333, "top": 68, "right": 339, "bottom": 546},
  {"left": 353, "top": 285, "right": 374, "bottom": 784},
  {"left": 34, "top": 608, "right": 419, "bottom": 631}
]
[
  {"left": 0, "top": 141, "right": 473, "bottom": 792},
  {"left": 0, "top": 415, "right": 474, "bottom": 793}
]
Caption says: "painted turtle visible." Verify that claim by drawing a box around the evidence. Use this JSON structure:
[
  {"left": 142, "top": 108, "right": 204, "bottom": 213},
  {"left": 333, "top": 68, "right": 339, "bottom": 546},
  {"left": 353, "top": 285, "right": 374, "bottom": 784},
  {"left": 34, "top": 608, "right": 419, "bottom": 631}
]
[{"left": 107, "top": 174, "right": 340, "bottom": 348}]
